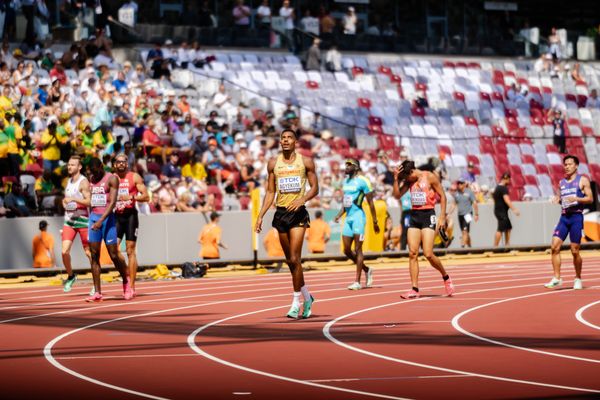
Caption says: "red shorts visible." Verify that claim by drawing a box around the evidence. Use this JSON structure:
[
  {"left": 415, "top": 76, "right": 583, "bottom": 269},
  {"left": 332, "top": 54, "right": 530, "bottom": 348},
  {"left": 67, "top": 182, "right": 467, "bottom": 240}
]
[{"left": 62, "top": 225, "right": 89, "bottom": 247}]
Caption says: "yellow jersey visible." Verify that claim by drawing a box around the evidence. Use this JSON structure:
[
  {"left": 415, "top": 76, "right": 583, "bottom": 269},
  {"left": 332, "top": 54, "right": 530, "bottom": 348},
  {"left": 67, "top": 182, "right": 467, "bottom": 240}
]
[{"left": 274, "top": 152, "right": 306, "bottom": 208}]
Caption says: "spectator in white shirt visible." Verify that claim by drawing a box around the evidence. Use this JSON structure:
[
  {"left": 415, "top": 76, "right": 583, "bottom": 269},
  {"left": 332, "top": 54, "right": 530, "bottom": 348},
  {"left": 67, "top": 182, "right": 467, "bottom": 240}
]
[
  {"left": 279, "top": 0, "right": 295, "bottom": 53},
  {"left": 300, "top": 9, "right": 319, "bottom": 36},
  {"left": 256, "top": 0, "right": 271, "bottom": 29},
  {"left": 177, "top": 42, "right": 191, "bottom": 68},
  {"left": 587, "top": 89, "right": 600, "bottom": 108},
  {"left": 325, "top": 45, "right": 341, "bottom": 72},
  {"left": 232, "top": 0, "right": 251, "bottom": 26},
  {"left": 343, "top": 6, "right": 357, "bottom": 35}
]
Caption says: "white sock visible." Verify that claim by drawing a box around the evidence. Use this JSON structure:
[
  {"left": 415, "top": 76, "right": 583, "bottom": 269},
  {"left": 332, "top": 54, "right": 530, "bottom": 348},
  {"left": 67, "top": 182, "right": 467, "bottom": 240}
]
[
  {"left": 300, "top": 286, "right": 311, "bottom": 301},
  {"left": 292, "top": 292, "right": 301, "bottom": 306}
]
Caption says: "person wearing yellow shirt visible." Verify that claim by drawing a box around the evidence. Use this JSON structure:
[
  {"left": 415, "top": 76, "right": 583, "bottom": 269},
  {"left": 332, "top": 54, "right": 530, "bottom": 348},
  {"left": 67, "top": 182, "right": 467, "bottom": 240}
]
[
  {"left": 41, "top": 121, "right": 66, "bottom": 172},
  {"left": 92, "top": 127, "right": 114, "bottom": 155},
  {"left": 181, "top": 153, "right": 207, "bottom": 181},
  {"left": 5, "top": 113, "right": 23, "bottom": 176},
  {"left": 0, "top": 86, "right": 12, "bottom": 110},
  {"left": 0, "top": 120, "right": 9, "bottom": 176}
]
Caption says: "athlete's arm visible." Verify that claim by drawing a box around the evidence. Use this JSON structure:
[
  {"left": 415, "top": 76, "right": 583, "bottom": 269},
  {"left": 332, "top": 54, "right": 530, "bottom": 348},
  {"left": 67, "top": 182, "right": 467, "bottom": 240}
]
[
  {"left": 92, "top": 176, "right": 119, "bottom": 229},
  {"left": 575, "top": 175, "right": 594, "bottom": 204},
  {"left": 365, "top": 191, "right": 380, "bottom": 233},
  {"left": 392, "top": 166, "right": 409, "bottom": 199},
  {"left": 430, "top": 173, "right": 446, "bottom": 230},
  {"left": 502, "top": 194, "right": 521, "bottom": 216},
  {"left": 134, "top": 173, "right": 150, "bottom": 202},
  {"left": 334, "top": 206, "right": 345, "bottom": 223},
  {"left": 255, "top": 158, "right": 277, "bottom": 233},
  {"left": 74, "top": 178, "right": 91, "bottom": 206}
]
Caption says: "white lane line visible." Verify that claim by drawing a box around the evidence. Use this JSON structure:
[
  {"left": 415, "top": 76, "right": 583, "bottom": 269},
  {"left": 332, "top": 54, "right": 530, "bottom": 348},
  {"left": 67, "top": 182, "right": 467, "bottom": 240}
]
[
  {"left": 44, "top": 273, "right": 561, "bottom": 400},
  {"left": 575, "top": 300, "right": 600, "bottom": 331},
  {"left": 0, "top": 266, "right": 568, "bottom": 324},
  {"left": 308, "top": 375, "right": 468, "bottom": 382},
  {"left": 451, "top": 289, "right": 600, "bottom": 364},
  {"left": 323, "top": 277, "right": 600, "bottom": 394},
  {"left": 55, "top": 353, "right": 197, "bottom": 360}
]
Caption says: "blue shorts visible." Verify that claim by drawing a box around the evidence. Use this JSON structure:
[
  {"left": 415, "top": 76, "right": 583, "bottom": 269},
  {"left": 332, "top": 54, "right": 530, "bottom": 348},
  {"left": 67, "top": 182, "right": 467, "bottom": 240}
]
[
  {"left": 553, "top": 213, "right": 584, "bottom": 244},
  {"left": 342, "top": 211, "right": 366, "bottom": 239},
  {"left": 88, "top": 213, "right": 118, "bottom": 245}
]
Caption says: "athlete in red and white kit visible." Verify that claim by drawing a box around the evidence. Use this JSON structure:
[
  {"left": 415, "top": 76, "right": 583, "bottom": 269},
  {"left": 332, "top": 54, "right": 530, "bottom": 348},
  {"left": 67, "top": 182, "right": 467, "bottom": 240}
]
[
  {"left": 114, "top": 153, "right": 149, "bottom": 296},
  {"left": 393, "top": 160, "right": 455, "bottom": 299}
]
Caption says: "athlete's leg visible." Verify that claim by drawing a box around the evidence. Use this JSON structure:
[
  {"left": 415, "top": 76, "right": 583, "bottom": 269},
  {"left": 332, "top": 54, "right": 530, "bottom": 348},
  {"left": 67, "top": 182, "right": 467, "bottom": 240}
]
[
  {"left": 421, "top": 228, "right": 449, "bottom": 276},
  {"left": 494, "top": 231, "right": 502, "bottom": 247},
  {"left": 354, "top": 235, "right": 368, "bottom": 277},
  {"left": 550, "top": 236, "right": 563, "bottom": 279},
  {"left": 407, "top": 227, "right": 422, "bottom": 288},
  {"left": 62, "top": 240, "right": 74, "bottom": 276},
  {"left": 571, "top": 243, "right": 582, "bottom": 279},
  {"left": 504, "top": 229, "right": 511, "bottom": 246},
  {"left": 287, "top": 226, "right": 307, "bottom": 292},
  {"left": 126, "top": 240, "right": 138, "bottom": 289},
  {"left": 88, "top": 241, "right": 102, "bottom": 293}
]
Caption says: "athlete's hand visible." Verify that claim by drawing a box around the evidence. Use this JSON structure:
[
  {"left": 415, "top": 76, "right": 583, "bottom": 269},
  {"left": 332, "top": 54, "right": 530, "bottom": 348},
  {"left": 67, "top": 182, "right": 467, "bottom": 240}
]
[
  {"left": 91, "top": 220, "right": 103, "bottom": 231},
  {"left": 373, "top": 221, "right": 380, "bottom": 234},
  {"left": 394, "top": 165, "right": 404, "bottom": 181},
  {"left": 513, "top": 208, "right": 521, "bottom": 217},
  {"left": 62, "top": 197, "right": 72, "bottom": 207},
  {"left": 118, "top": 194, "right": 131, "bottom": 201},
  {"left": 436, "top": 216, "right": 447, "bottom": 233},
  {"left": 255, "top": 217, "right": 263, "bottom": 233},
  {"left": 286, "top": 198, "right": 305, "bottom": 212},
  {"left": 334, "top": 215, "right": 341, "bottom": 223}
]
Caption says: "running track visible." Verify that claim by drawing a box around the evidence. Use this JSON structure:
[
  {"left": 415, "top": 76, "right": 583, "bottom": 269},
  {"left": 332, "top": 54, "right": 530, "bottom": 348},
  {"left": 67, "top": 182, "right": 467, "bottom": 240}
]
[{"left": 1, "top": 257, "right": 599, "bottom": 399}]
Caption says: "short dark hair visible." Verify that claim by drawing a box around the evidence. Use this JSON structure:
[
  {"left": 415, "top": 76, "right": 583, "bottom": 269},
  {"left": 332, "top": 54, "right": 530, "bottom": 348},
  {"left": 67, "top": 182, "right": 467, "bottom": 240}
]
[
  {"left": 501, "top": 172, "right": 511, "bottom": 180},
  {"left": 281, "top": 128, "right": 298, "bottom": 139},
  {"left": 315, "top": 210, "right": 323, "bottom": 218},
  {"left": 88, "top": 157, "right": 103, "bottom": 170},
  {"left": 563, "top": 155, "right": 579, "bottom": 165},
  {"left": 400, "top": 160, "right": 415, "bottom": 176}
]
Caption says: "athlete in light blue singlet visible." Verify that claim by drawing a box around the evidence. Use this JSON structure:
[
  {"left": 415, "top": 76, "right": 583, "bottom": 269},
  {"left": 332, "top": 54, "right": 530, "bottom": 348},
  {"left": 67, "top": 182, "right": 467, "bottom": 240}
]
[{"left": 335, "top": 159, "right": 379, "bottom": 290}]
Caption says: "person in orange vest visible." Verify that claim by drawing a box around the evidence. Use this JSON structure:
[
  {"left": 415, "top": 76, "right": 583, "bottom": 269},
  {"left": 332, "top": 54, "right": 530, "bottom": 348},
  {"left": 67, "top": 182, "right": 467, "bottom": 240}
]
[
  {"left": 199, "top": 212, "right": 228, "bottom": 259},
  {"left": 305, "top": 210, "right": 330, "bottom": 253},
  {"left": 264, "top": 227, "right": 285, "bottom": 257},
  {"left": 32, "top": 220, "right": 55, "bottom": 268}
]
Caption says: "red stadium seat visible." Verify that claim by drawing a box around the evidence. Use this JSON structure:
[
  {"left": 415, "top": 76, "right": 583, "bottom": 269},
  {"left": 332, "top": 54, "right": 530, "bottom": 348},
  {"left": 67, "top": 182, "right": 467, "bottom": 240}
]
[
  {"left": 390, "top": 74, "right": 402, "bottom": 84},
  {"left": 524, "top": 175, "right": 537, "bottom": 185},
  {"left": 378, "top": 65, "right": 391, "bottom": 75},
  {"left": 368, "top": 116, "right": 383, "bottom": 126},
  {"left": 535, "top": 164, "right": 549, "bottom": 175},
  {"left": 351, "top": 66, "right": 364, "bottom": 77},
  {"left": 453, "top": 91, "right": 465, "bottom": 101},
  {"left": 465, "top": 116, "right": 478, "bottom": 126},
  {"left": 415, "top": 82, "right": 428, "bottom": 92},
  {"left": 305, "top": 80, "right": 319, "bottom": 89},
  {"left": 357, "top": 97, "right": 372, "bottom": 108},
  {"left": 466, "top": 154, "right": 480, "bottom": 165}
]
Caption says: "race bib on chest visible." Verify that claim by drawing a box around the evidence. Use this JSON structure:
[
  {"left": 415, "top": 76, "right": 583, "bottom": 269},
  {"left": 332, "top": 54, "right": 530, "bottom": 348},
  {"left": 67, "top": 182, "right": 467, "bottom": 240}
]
[
  {"left": 65, "top": 201, "right": 77, "bottom": 211},
  {"left": 278, "top": 176, "right": 301, "bottom": 193},
  {"left": 411, "top": 191, "right": 426, "bottom": 206},
  {"left": 343, "top": 194, "right": 354, "bottom": 208},
  {"left": 562, "top": 197, "right": 577, "bottom": 209},
  {"left": 91, "top": 194, "right": 107, "bottom": 207},
  {"left": 118, "top": 187, "right": 130, "bottom": 197}
]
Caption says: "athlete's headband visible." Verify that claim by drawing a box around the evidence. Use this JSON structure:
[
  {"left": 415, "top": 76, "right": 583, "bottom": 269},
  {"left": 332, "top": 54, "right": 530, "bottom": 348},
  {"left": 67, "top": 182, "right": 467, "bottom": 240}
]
[{"left": 345, "top": 159, "right": 359, "bottom": 167}]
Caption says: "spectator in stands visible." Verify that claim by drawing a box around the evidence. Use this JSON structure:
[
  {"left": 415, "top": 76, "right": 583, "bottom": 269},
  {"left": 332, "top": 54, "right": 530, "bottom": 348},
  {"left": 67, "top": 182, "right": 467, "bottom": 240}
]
[
  {"left": 4, "top": 183, "right": 33, "bottom": 217},
  {"left": 570, "top": 63, "right": 585, "bottom": 84},
  {"left": 40, "top": 121, "right": 66, "bottom": 172},
  {"left": 324, "top": 45, "right": 341, "bottom": 72},
  {"left": 586, "top": 89, "right": 600, "bottom": 108},
  {"left": 157, "top": 177, "right": 177, "bottom": 213},
  {"left": 32, "top": 220, "right": 55, "bottom": 268},
  {"left": 343, "top": 6, "right": 357, "bottom": 35},
  {"left": 256, "top": 0, "right": 272, "bottom": 29},
  {"left": 548, "top": 27, "right": 561, "bottom": 60},
  {"left": 306, "top": 210, "right": 330, "bottom": 253},
  {"left": 460, "top": 161, "right": 477, "bottom": 184},
  {"left": 279, "top": 0, "right": 295, "bottom": 53},
  {"left": 319, "top": 7, "right": 336, "bottom": 45},
  {"left": 493, "top": 172, "right": 520, "bottom": 247},
  {"left": 232, "top": 0, "right": 251, "bottom": 27},
  {"left": 35, "top": 169, "right": 63, "bottom": 214},
  {"left": 0, "top": 120, "right": 9, "bottom": 177},
  {"left": 300, "top": 9, "right": 319, "bottom": 37},
  {"left": 161, "top": 153, "right": 182, "bottom": 179},
  {"left": 547, "top": 108, "right": 566, "bottom": 154},
  {"left": 202, "top": 138, "right": 229, "bottom": 187},
  {"left": 305, "top": 38, "right": 321, "bottom": 71},
  {"left": 198, "top": 1, "right": 215, "bottom": 27},
  {"left": 199, "top": 211, "right": 227, "bottom": 260}
]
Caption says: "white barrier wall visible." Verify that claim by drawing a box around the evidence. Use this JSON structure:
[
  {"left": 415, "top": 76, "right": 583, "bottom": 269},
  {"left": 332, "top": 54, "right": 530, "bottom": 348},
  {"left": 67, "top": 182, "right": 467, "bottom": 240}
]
[{"left": 0, "top": 203, "right": 568, "bottom": 271}]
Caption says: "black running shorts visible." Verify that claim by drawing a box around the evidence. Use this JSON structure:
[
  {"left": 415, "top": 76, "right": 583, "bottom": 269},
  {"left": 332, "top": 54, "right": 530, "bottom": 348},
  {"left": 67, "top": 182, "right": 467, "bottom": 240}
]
[
  {"left": 495, "top": 212, "right": 512, "bottom": 232},
  {"left": 409, "top": 209, "right": 437, "bottom": 230},
  {"left": 272, "top": 206, "right": 310, "bottom": 233},
  {"left": 116, "top": 209, "right": 139, "bottom": 242},
  {"left": 458, "top": 215, "right": 471, "bottom": 232}
]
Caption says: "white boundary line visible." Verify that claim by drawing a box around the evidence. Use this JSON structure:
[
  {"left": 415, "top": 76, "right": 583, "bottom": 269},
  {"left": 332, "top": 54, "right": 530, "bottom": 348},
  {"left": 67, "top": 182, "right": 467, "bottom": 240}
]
[
  {"left": 322, "top": 277, "right": 600, "bottom": 394},
  {"left": 575, "top": 300, "right": 600, "bottom": 331},
  {"left": 451, "top": 290, "right": 600, "bottom": 364}
]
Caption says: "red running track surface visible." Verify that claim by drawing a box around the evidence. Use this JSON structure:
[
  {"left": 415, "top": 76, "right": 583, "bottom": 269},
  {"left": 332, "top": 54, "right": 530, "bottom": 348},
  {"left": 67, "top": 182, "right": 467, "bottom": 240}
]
[{"left": 1, "top": 258, "right": 599, "bottom": 399}]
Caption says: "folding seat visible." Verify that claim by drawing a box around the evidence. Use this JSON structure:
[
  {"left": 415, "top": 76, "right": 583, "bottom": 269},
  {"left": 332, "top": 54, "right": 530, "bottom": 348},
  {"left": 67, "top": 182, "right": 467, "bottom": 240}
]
[{"left": 522, "top": 164, "right": 536, "bottom": 176}]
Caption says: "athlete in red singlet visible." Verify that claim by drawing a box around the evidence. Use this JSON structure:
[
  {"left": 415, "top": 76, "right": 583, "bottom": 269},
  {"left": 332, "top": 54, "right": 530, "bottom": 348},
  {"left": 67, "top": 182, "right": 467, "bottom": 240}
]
[
  {"left": 114, "top": 153, "right": 149, "bottom": 296},
  {"left": 393, "top": 160, "right": 455, "bottom": 299}
]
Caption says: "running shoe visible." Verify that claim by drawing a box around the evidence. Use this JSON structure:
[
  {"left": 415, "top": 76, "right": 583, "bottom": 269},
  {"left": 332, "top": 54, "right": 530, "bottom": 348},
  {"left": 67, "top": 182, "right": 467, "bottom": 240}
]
[
  {"left": 63, "top": 275, "right": 77, "bottom": 293},
  {"left": 365, "top": 268, "right": 374, "bottom": 288},
  {"left": 286, "top": 303, "right": 301, "bottom": 319},
  {"left": 444, "top": 277, "right": 455, "bottom": 297},
  {"left": 85, "top": 292, "right": 103, "bottom": 303},
  {"left": 302, "top": 295, "right": 315, "bottom": 319},
  {"left": 347, "top": 282, "right": 362, "bottom": 290},
  {"left": 89, "top": 286, "right": 96, "bottom": 296},
  {"left": 544, "top": 277, "right": 563, "bottom": 288},
  {"left": 573, "top": 278, "right": 583, "bottom": 290},
  {"left": 400, "top": 289, "right": 420, "bottom": 299},
  {"left": 123, "top": 278, "right": 133, "bottom": 300}
]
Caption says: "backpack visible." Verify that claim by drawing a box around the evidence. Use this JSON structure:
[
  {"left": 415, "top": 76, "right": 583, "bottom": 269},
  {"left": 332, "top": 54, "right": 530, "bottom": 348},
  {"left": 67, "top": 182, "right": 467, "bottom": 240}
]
[{"left": 182, "top": 262, "right": 207, "bottom": 279}]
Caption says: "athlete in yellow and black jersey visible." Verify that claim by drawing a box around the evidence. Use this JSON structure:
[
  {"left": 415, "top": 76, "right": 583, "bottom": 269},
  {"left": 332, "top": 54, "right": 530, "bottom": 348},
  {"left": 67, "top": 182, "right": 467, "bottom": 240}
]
[{"left": 255, "top": 129, "right": 319, "bottom": 319}]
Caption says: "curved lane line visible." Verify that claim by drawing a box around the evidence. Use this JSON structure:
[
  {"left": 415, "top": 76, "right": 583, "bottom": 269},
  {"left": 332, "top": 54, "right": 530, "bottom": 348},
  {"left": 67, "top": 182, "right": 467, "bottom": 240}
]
[{"left": 575, "top": 300, "right": 600, "bottom": 331}]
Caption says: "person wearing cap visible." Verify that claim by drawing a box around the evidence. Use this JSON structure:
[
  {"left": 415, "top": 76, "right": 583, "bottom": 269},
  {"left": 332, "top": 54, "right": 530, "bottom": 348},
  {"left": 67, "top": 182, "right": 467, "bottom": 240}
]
[
  {"left": 393, "top": 159, "right": 455, "bottom": 299},
  {"left": 545, "top": 155, "right": 593, "bottom": 290},
  {"left": 32, "top": 220, "right": 56, "bottom": 268},
  {"left": 255, "top": 128, "right": 318, "bottom": 319},
  {"left": 492, "top": 172, "right": 521, "bottom": 247},
  {"left": 460, "top": 162, "right": 477, "bottom": 184},
  {"left": 334, "top": 158, "right": 379, "bottom": 290},
  {"left": 199, "top": 211, "right": 228, "bottom": 260},
  {"left": 454, "top": 180, "right": 478, "bottom": 248}
]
